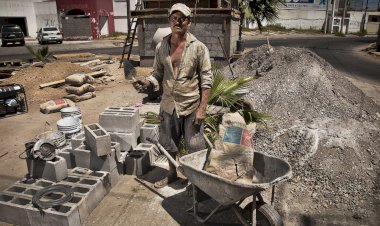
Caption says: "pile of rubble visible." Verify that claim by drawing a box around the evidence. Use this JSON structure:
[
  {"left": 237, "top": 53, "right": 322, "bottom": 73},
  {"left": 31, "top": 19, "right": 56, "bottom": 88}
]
[{"left": 226, "top": 45, "right": 380, "bottom": 224}]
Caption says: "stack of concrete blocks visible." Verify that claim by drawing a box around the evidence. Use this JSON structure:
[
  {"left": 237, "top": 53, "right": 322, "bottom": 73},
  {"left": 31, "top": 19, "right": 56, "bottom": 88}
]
[
  {"left": 99, "top": 107, "right": 141, "bottom": 152},
  {"left": 99, "top": 107, "right": 151, "bottom": 175},
  {"left": 56, "top": 132, "right": 85, "bottom": 170},
  {"left": 26, "top": 156, "right": 68, "bottom": 182},
  {"left": 69, "top": 123, "right": 120, "bottom": 188},
  {"left": 0, "top": 167, "right": 113, "bottom": 226},
  {"left": 0, "top": 179, "right": 82, "bottom": 226}
]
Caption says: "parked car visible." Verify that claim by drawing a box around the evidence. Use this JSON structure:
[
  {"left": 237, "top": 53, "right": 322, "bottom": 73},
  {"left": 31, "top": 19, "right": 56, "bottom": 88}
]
[
  {"left": 1, "top": 24, "right": 25, "bottom": 47},
  {"left": 37, "top": 27, "right": 63, "bottom": 44}
]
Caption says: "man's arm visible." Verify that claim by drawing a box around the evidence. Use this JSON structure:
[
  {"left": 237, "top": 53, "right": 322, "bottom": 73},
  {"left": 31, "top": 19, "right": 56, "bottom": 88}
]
[
  {"left": 194, "top": 43, "right": 213, "bottom": 124},
  {"left": 194, "top": 88, "right": 211, "bottom": 124}
]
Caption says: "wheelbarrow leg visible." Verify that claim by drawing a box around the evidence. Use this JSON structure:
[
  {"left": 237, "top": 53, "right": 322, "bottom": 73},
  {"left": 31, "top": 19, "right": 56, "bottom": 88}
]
[
  {"left": 191, "top": 184, "right": 223, "bottom": 223},
  {"left": 252, "top": 193, "right": 257, "bottom": 226}
]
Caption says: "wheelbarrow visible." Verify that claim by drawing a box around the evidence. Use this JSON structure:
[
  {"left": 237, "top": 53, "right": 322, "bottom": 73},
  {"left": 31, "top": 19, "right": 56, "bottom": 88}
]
[{"left": 153, "top": 141, "right": 292, "bottom": 226}]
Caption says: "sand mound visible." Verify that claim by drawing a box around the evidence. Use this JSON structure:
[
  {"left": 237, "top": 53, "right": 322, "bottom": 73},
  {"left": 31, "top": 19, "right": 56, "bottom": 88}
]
[{"left": 227, "top": 46, "right": 380, "bottom": 225}]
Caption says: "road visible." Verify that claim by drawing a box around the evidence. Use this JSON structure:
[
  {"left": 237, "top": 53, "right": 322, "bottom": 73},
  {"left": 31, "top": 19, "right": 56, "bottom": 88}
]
[
  {"left": 1, "top": 35, "right": 379, "bottom": 84},
  {"left": 244, "top": 35, "right": 380, "bottom": 84}
]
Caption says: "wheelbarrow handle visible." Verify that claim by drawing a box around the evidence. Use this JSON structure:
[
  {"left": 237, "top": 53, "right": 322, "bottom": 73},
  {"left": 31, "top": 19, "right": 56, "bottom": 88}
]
[{"left": 146, "top": 138, "right": 182, "bottom": 171}]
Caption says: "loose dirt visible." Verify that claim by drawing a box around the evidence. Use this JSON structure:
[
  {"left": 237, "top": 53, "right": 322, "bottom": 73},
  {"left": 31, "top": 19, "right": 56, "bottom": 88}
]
[{"left": 225, "top": 45, "right": 380, "bottom": 225}]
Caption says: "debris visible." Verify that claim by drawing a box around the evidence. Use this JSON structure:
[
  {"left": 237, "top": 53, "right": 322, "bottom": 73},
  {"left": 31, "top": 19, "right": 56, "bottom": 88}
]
[
  {"left": 39, "top": 79, "right": 65, "bottom": 89},
  {"left": 79, "top": 59, "right": 100, "bottom": 67}
]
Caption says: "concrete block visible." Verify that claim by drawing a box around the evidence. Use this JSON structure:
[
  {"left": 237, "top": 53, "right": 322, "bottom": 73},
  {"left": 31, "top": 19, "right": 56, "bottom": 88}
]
[
  {"left": 27, "top": 203, "right": 81, "bottom": 226},
  {"left": 68, "top": 168, "right": 112, "bottom": 192},
  {"left": 26, "top": 156, "right": 68, "bottom": 182},
  {"left": 57, "top": 146, "right": 76, "bottom": 169},
  {"left": 70, "top": 132, "right": 85, "bottom": 150},
  {"left": 105, "top": 167, "right": 120, "bottom": 188},
  {"left": 110, "top": 131, "right": 138, "bottom": 152},
  {"left": 84, "top": 123, "right": 111, "bottom": 156},
  {"left": 73, "top": 145, "right": 116, "bottom": 172},
  {"left": 58, "top": 177, "right": 106, "bottom": 221},
  {"left": 140, "top": 123, "right": 159, "bottom": 143},
  {"left": 125, "top": 150, "right": 151, "bottom": 176},
  {"left": 99, "top": 108, "right": 140, "bottom": 133},
  {"left": 72, "top": 145, "right": 91, "bottom": 169},
  {"left": 0, "top": 193, "right": 32, "bottom": 226},
  {"left": 134, "top": 143, "right": 160, "bottom": 166},
  {"left": 16, "top": 178, "right": 55, "bottom": 188},
  {"left": 112, "top": 142, "right": 121, "bottom": 162}
]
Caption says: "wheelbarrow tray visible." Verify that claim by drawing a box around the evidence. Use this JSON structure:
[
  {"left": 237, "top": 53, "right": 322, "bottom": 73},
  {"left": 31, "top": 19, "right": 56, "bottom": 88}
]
[{"left": 179, "top": 149, "right": 292, "bottom": 206}]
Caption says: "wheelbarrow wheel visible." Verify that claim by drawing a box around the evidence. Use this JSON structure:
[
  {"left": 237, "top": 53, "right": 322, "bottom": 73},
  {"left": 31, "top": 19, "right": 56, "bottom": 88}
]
[{"left": 242, "top": 202, "right": 283, "bottom": 226}]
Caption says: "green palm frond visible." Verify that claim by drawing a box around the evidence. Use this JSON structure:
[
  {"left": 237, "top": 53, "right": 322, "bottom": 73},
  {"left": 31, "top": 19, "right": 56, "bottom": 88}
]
[
  {"left": 144, "top": 111, "right": 160, "bottom": 124},
  {"left": 208, "top": 68, "right": 254, "bottom": 107},
  {"left": 239, "top": 109, "right": 271, "bottom": 125},
  {"left": 25, "top": 46, "right": 52, "bottom": 62}
]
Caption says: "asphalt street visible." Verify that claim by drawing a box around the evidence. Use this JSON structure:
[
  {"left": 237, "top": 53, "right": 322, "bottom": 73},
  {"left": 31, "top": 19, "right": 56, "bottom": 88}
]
[{"left": 0, "top": 35, "right": 379, "bottom": 84}]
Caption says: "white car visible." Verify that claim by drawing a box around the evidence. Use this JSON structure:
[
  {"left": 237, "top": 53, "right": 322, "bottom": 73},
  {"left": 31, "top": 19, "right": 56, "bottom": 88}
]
[{"left": 37, "top": 27, "right": 63, "bottom": 44}]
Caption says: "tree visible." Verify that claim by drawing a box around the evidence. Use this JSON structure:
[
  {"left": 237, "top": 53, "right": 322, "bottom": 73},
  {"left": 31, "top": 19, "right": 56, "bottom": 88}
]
[{"left": 239, "top": 0, "right": 285, "bottom": 33}]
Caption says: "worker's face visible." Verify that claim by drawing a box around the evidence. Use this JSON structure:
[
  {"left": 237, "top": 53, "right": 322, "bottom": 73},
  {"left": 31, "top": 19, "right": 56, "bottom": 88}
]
[{"left": 168, "top": 11, "right": 191, "bottom": 35}]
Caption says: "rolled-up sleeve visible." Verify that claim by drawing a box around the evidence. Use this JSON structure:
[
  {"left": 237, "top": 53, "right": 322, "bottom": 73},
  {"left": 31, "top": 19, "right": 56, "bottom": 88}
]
[
  {"left": 198, "top": 44, "right": 213, "bottom": 89},
  {"left": 147, "top": 44, "right": 164, "bottom": 92}
]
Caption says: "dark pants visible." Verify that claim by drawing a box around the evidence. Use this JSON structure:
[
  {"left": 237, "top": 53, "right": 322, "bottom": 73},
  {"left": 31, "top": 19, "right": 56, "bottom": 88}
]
[{"left": 159, "top": 109, "right": 206, "bottom": 154}]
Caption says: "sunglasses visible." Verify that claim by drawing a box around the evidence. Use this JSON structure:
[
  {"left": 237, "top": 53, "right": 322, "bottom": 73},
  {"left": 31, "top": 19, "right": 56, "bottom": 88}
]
[{"left": 169, "top": 15, "right": 189, "bottom": 22}]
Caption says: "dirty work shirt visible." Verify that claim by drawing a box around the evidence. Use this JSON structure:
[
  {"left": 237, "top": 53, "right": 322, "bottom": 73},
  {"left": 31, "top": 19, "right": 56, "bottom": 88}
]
[{"left": 147, "top": 32, "right": 212, "bottom": 116}]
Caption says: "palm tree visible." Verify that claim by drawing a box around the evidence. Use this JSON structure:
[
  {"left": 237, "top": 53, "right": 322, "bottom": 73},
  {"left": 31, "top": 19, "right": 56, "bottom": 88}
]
[
  {"left": 25, "top": 46, "right": 53, "bottom": 63},
  {"left": 239, "top": 0, "right": 285, "bottom": 33}
]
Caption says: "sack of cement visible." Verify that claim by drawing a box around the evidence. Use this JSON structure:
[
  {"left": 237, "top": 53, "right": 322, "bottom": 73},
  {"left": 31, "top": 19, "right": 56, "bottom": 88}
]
[
  {"left": 40, "top": 98, "right": 75, "bottom": 114},
  {"left": 65, "top": 84, "right": 96, "bottom": 95},
  {"left": 205, "top": 112, "right": 256, "bottom": 184},
  {"left": 65, "top": 91, "right": 96, "bottom": 102},
  {"left": 205, "top": 149, "right": 254, "bottom": 184},
  {"left": 65, "top": 73, "right": 95, "bottom": 86},
  {"left": 215, "top": 112, "right": 255, "bottom": 154}
]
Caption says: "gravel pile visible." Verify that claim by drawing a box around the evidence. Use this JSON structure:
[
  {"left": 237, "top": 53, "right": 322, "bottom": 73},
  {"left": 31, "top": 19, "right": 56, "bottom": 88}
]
[{"left": 225, "top": 45, "right": 380, "bottom": 225}]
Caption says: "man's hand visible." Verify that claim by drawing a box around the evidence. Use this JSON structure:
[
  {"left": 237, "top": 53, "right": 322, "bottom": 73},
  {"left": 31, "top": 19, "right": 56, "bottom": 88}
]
[
  {"left": 133, "top": 78, "right": 151, "bottom": 92},
  {"left": 194, "top": 107, "right": 206, "bottom": 125}
]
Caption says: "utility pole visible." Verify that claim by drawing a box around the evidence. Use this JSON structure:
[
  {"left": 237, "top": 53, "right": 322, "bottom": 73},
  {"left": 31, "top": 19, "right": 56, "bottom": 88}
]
[
  {"left": 340, "top": 0, "right": 348, "bottom": 33},
  {"left": 126, "top": 0, "right": 131, "bottom": 32},
  {"left": 324, "top": 0, "right": 330, "bottom": 33},
  {"left": 331, "top": 0, "right": 336, "bottom": 33},
  {"left": 361, "top": 0, "right": 369, "bottom": 32}
]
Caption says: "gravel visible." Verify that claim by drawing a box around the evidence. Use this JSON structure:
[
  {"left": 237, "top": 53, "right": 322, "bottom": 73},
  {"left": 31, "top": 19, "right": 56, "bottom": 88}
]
[{"left": 225, "top": 45, "right": 380, "bottom": 225}]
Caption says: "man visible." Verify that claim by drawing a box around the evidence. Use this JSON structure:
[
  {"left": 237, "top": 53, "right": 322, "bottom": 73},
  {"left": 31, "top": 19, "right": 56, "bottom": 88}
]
[{"left": 134, "top": 3, "right": 213, "bottom": 188}]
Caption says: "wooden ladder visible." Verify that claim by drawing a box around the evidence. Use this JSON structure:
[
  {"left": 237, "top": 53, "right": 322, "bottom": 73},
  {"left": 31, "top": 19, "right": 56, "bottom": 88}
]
[{"left": 119, "top": 1, "right": 143, "bottom": 68}]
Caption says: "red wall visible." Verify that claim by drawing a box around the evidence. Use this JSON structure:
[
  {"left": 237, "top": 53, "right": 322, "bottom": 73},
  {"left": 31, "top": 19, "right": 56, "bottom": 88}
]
[{"left": 56, "top": 0, "right": 115, "bottom": 39}]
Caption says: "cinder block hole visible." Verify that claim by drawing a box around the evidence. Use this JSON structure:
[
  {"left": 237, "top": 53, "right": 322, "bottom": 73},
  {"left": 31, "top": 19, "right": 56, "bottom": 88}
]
[
  {"left": 88, "top": 124, "right": 100, "bottom": 130},
  {"left": 80, "top": 179, "right": 97, "bottom": 185},
  {"left": 21, "top": 179, "right": 35, "bottom": 185},
  {"left": 73, "top": 168, "right": 91, "bottom": 175},
  {"left": 44, "top": 192, "right": 64, "bottom": 200},
  {"left": 144, "top": 125, "right": 156, "bottom": 128},
  {"left": 36, "top": 181, "right": 53, "bottom": 187},
  {"left": 103, "top": 112, "right": 117, "bottom": 115},
  {"left": 128, "top": 152, "right": 144, "bottom": 159},
  {"left": 140, "top": 144, "right": 152, "bottom": 148},
  {"left": 94, "top": 130, "right": 106, "bottom": 136},
  {"left": 68, "top": 196, "right": 82, "bottom": 204},
  {"left": 108, "top": 107, "right": 121, "bottom": 110},
  {"left": 24, "top": 189, "right": 37, "bottom": 196},
  {"left": 65, "top": 177, "right": 80, "bottom": 183},
  {"left": 51, "top": 205, "right": 71, "bottom": 213},
  {"left": 7, "top": 186, "right": 26, "bottom": 193},
  {"left": 0, "top": 194, "right": 13, "bottom": 202},
  {"left": 119, "top": 113, "right": 133, "bottom": 116},
  {"left": 11, "top": 198, "right": 30, "bottom": 205},
  {"left": 90, "top": 172, "right": 104, "bottom": 177},
  {"left": 72, "top": 187, "right": 90, "bottom": 194},
  {"left": 123, "top": 108, "right": 136, "bottom": 111}
]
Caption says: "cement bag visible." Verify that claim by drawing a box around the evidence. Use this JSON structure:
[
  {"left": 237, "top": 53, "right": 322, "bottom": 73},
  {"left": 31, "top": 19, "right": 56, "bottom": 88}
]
[
  {"left": 65, "top": 91, "right": 96, "bottom": 102},
  {"left": 40, "top": 98, "right": 75, "bottom": 114},
  {"left": 65, "top": 84, "right": 96, "bottom": 95},
  {"left": 65, "top": 73, "right": 95, "bottom": 86},
  {"left": 216, "top": 112, "right": 255, "bottom": 154},
  {"left": 204, "top": 149, "right": 254, "bottom": 184}
]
